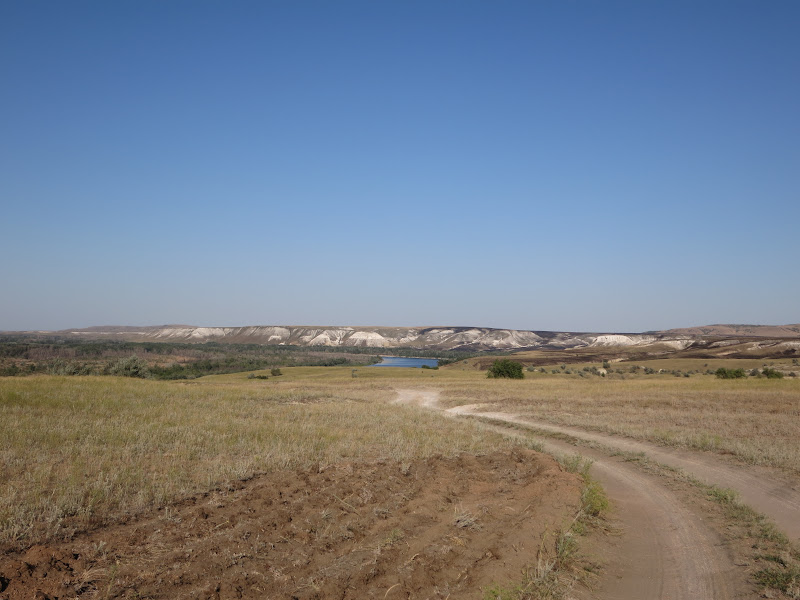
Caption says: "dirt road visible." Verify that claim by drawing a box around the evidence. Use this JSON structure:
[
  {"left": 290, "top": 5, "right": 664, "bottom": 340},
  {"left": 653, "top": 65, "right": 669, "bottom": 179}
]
[
  {"left": 394, "top": 389, "right": 759, "bottom": 600},
  {"left": 448, "top": 403, "right": 800, "bottom": 543}
]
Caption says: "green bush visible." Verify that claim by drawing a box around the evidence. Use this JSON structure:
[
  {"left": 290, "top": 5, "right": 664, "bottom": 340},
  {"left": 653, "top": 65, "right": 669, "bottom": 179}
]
[
  {"left": 761, "top": 367, "right": 784, "bottom": 379},
  {"left": 715, "top": 367, "right": 746, "bottom": 379},
  {"left": 270, "top": 367, "right": 283, "bottom": 376},
  {"left": 486, "top": 359, "right": 524, "bottom": 379},
  {"left": 107, "top": 356, "right": 151, "bottom": 378}
]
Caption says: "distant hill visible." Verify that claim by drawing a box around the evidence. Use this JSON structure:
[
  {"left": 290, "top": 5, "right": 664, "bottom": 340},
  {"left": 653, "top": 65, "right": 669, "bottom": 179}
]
[
  {"left": 661, "top": 324, "right": 800, "bottom": 338},
  {"left": 7, "top": 323, "right": 799, "bottom": 353},
  {"left": 0, "top": 325, "right": 708, "bottom": 352},
  {"left": 56, "top": 324, "right": 582, "bottom": 351}
]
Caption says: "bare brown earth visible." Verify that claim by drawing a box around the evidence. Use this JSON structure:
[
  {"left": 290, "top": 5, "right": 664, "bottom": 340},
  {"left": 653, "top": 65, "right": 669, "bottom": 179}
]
[
  {"left": 395, "top": 389, "right": 765, "bottom": 600},
  {"left": 0, "top": 450, "right": 582, "bottom": 600}
]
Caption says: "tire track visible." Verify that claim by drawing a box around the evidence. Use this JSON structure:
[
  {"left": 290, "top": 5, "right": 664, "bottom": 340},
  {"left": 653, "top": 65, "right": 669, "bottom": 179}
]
[
  {"left": 449, "top": 404, "right": 800, "bottom": 543},
  {"left": 394, "top": 389, "right": 745, "bottom": 600}
]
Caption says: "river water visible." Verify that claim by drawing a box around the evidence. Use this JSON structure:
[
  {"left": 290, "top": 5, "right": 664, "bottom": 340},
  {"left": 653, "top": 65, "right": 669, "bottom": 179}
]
[{"left": 370, "top": 356, "right": 439, "bottom": 368}]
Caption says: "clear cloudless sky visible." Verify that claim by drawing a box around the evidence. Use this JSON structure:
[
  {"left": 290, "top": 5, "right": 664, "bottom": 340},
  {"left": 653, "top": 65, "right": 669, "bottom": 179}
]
[{"left": 1, "top": 1, "right": 798, "bottom": 332}]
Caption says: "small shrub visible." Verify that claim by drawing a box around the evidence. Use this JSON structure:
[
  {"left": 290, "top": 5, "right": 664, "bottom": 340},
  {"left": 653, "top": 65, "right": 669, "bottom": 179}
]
[
  {"left": 270, "top": 368, "right": 283, "bottom": 377},
  {"left": 486, "top": 359, "right": 524, "bottom": 379},
  {"left": 761, "top": 367, "right": 784, "bottom": 379},
  {"left": 715, "top": 367, "right": 746, "bottom": 379},
  {"left": 107, "top": 356, "right": 151, "bottom": 378}
]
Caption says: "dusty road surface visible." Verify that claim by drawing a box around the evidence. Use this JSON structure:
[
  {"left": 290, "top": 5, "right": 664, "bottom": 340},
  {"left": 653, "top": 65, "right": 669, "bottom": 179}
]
[
  {"left": 395, "top": 388, "right": 761, "bottom": 600},
  {"left": 0, "top": 449, "right": 583, "bottom": 599},
  {"left": 447, "top": 403, "right": 800, "bottom": 543}
]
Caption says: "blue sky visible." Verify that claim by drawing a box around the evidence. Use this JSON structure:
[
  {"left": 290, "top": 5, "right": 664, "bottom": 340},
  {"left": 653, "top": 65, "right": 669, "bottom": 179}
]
[{"left": 1, "top": 1, "right": 798, "bottom": 332}]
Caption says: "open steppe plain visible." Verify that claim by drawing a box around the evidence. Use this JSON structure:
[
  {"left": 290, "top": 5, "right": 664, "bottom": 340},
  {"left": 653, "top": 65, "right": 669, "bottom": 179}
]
[{"left": 1, "top": 357, "right": 799, "bottom": 599}]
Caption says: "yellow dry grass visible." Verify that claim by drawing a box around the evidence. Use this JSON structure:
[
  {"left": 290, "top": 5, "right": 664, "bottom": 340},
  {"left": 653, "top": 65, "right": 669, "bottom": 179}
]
[
  {"left": 436, "top": 374, "right": 800, "bottom": 474},
  {"left": 0, "top": 373, "right": 516, "bottom": 547},
  {"left": 4, "top": 360, "right": 798, "bottom": 550}
]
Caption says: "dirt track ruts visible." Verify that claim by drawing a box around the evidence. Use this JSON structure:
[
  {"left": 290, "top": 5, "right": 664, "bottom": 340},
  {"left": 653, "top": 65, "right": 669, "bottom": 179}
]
[
  {"left": 448, "top": 403, "right": 800, "bottom": 543},
  {"left": 395, "top": 389, "right": 755, "bottom": 600}
]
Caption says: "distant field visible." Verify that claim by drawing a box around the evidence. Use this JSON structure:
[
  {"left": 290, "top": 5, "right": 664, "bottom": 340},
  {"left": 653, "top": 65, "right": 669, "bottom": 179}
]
[{"left": 437, "top": 357, "right": 800, "bottom": 474}]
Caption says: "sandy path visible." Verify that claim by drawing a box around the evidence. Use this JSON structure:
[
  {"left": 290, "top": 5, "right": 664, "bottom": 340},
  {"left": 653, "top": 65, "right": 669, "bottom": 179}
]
[
  {"left": 449, "top": 404, "right": 800, "bottom": 544},
  {"left": 534, "top": 435, "right": 739, "bottom": 600},
  {"left": 395, "top": 389, "right": 749, "bottom": 600}
]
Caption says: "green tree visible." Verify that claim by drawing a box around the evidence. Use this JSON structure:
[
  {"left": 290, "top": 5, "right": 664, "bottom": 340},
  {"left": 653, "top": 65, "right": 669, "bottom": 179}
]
[
  {"left": 487, "top": 359, "right": 524, "bottom": 379},
  {"left": 108, "top": 356, "right": 151, "bottom": 378}
]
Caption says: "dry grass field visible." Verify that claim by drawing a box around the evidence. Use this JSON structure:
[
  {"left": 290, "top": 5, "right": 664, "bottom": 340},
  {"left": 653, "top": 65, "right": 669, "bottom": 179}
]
[
  {"left": 3, "top": 361, "right": 798, "bottom": 549},
  {"left": 436, "top": 358, "right": 800, "bottom": 475},
  {"left": 0, "top": 371, "right": 521, "bottom": 548},
  {"left": 2, "top": 358, "right": 799, "bottom": 598},
  {"left": 0, "top": 370, "right": 599, "bottom": 599}
]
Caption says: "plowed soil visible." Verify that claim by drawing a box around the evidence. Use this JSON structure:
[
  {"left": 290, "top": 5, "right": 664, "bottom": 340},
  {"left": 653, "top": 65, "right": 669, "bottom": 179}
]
[{"left": 0, "top": 450, "right": 582, "bottom": 600}]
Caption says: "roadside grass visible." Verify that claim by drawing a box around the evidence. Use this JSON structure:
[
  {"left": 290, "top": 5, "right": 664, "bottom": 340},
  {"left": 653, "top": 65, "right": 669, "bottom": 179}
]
[
  {"left": 465, "top": 412, "right": 800, "bottom": 599},
  {"left": 483, "top": 453, "right": 609, "bottom": 600},
  {"left": 704, "top": 485, "right": 800, "bottom": 599},
  {"left": 0, "top": 374, "right": 518, "bottom": 548},
  {"left": 434, "top": 374, "right": 800, "bottom": 475}
]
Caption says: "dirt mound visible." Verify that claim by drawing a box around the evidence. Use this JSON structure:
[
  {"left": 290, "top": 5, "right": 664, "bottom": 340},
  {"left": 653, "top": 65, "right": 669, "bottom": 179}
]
[{"left": 0, "top": 449, "right": 581, "bottom": 600}]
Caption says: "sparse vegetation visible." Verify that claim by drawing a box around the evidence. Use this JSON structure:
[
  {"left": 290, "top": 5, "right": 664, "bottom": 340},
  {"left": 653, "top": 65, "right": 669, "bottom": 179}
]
[
  {"left": 483, "top": 454, "right": 608, "bottom": 600},
  {"left": 701, "top": 484, "right": 800, "bottom": 597},
  {"left": 438, "top": 369, "right": 800, "bottom": 474},
  {"left": 0, "top": 372, "right": 524, "bottom": 547},
  {"left": 754, "top": 565, "right": 800, "bottom": 598}
]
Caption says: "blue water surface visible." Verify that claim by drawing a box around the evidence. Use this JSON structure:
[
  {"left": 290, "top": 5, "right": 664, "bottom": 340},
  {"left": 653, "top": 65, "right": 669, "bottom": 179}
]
[{"left": 370, "top": 356, "right": 439, "bottom": 368}]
